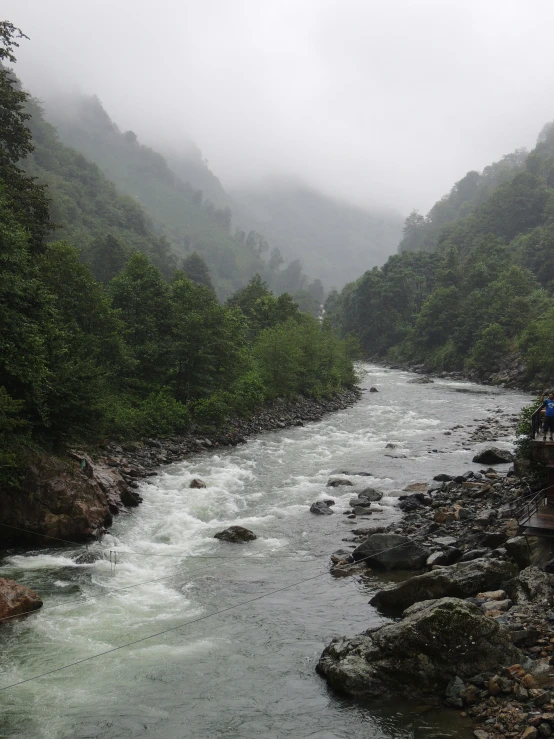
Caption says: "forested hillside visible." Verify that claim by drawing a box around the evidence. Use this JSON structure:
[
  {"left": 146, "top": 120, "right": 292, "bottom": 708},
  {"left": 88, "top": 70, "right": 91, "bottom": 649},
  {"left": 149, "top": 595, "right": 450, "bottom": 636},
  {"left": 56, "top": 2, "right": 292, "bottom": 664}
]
[
  {"left": 327, "top": 122, "right": 554, "bottom": 383},
  {"left": 22, "top": 97, "right": 176, "bottom": 276},
  {"left": 399, "top": 149, "right": 528, "bottom": 253},
  {"left": 44, "top": 94, "right": 273, "bottom": 297},
  {"left": 0, "top": 22, "right": 357, "bottom": 484},
  {"left": 232, "top": 181, "right": 403, "bottom": 288}
]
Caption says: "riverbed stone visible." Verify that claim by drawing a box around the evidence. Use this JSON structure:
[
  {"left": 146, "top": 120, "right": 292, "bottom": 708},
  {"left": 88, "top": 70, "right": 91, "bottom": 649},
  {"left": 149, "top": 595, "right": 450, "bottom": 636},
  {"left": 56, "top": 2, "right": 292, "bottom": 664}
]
[
  {"left": 74, "top": 550, "right": 104, "bottom": 565},
  {"left": 504, "top": 536, "right": 530, "bottom": 568},
  {"left": 214, "top": 526, "right": 257, "bottom": 543},
  {"left": 472, "top": 447, "right": 514, "bottom": 465},
  {"left": 355, "top": 486, "right": 383, "bottom": 502},
  {"left": 189, "top": 478, "right": 206, "bottom": 488},
  {"left": 511, "top": 566, "right": 553, "bottom": 607},
  {"left": 351, "top": 533, "right": 427, "bottom": 570},
  {"left": 0, "top": 578, "right": 43, "bottom": 621},
  {"left": 370, "top": 558, "right": 518, "bottom": 612},
  {"left": 310, "top": 501, "right": 334, "bottom": 515},
  {"left": 316, "top": 597, "right": 522, "bottom": 699},
  {"left": 326, "top": 477, "right": 354, "bottom": 487}
]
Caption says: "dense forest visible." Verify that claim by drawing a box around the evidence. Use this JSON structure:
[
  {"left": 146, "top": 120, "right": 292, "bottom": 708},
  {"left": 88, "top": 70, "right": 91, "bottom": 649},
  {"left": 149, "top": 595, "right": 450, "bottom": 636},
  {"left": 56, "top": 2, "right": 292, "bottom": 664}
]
[
  {"left": 39, "top": 93, "right": 320, "bottom": 301},
  {"left": 0, "top": 22, "right": 357, "bottom": 485},
  {"left": 327, "top": 124, "right": 554, "bottom": 383},
  {"left": 44, "top": 93, "right": 402, "bottom": 295}
]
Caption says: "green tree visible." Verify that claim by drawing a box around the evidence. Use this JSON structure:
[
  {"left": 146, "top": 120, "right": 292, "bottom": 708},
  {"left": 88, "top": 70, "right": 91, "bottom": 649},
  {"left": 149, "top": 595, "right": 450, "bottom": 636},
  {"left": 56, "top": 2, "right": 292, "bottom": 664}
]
[
  {"left": 171, "top": 276, "right": 248, "bottom": 402},
  {"left": 182, "top": 251, "right": 214, "bottom": 290},
  {"left": 0, "top": 23, "right": 50, "bottom": 250},
  {"left": 110, "top": 253, "right": 172, "bottom": 390},
  {"left": 467, "top": 323, "right": 508, "bottom": 375},
  {"left": 87, "top": 234, "right": 129, "bottom": 284}
]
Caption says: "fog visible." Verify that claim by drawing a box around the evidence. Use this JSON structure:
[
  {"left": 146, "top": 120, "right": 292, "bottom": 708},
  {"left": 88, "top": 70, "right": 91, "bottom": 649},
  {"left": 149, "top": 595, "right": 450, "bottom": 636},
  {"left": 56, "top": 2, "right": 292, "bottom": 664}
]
[{"left": 5, "top": 0, "right": 554, "bottom": 213}]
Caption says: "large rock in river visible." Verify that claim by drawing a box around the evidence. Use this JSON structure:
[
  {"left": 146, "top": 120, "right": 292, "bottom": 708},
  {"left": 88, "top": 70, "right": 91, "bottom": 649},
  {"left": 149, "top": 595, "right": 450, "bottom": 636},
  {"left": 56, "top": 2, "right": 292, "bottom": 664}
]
[
  {"left": 214, "top": 526, "right": 257, "bottom": 543},
  {"left": 472, "top": 447, "right": 514, "bottom": 465},
  {"left": 310, "top": 501, "right": 334, "bottom": 515},
  {"left": 0, "top": 452, "right": 135, "bottom": 546},
  {"left": 0, "top": 578, "right": 43, "bottom": 621},
  {"left": 370, "top": 557, "right": 517, "bottom": 612},
  {"left": 352, "top": 533, "right": 427, "bottom": 570},
  {"left": 316, "top": 597, "right": 523, "bottom": 699}
]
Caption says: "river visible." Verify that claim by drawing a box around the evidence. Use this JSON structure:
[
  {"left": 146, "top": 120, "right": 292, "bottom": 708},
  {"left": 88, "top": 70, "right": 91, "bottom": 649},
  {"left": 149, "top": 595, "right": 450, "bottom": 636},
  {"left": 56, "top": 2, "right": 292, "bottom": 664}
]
[{"left": 0, "top": 365, "right": 532, "bottom": 739}]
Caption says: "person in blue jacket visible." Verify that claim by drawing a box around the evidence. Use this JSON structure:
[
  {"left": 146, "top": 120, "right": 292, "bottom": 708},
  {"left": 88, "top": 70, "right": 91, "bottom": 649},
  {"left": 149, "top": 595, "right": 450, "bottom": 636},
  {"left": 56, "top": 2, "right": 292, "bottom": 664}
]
[{"left": 542, "top": 392, "right": 554, "bottom": 441}]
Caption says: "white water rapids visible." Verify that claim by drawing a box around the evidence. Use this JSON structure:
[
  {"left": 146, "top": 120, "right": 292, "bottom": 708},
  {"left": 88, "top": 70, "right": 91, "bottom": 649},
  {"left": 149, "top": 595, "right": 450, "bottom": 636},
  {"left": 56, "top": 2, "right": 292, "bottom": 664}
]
[{"left": 0, "top": 365, "right": 531, "bottom": 738}]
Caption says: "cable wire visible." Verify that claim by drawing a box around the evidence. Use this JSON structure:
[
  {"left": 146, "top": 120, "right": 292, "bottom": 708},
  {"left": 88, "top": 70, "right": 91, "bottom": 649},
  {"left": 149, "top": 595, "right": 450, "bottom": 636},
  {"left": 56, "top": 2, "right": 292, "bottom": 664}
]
[
  {"left": 0, "top": 559, "right": 229, "bottom": 625},
  {"left": 0, "top": 544, "right": 403, "bottom": 692}
]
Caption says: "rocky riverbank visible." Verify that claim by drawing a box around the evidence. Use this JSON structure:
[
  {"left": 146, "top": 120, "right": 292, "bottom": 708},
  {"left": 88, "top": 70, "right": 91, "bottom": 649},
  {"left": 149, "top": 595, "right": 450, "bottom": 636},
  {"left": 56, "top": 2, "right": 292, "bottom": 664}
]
[
  {"left": 384, "top": 353, "right": 540, "bottom": 392},
  {"left": 0, "top": 389, "right": 361, "bottom": 549},
  {"left": 320, "top": 439, "right": 554, "bottom": 738}
]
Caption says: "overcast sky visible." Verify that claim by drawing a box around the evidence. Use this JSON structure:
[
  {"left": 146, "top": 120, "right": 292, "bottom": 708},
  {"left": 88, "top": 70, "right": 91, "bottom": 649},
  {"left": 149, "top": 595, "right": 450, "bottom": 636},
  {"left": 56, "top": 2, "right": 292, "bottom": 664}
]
[{"left": 5, "top": 0, "right": 554, "bottom": 213}]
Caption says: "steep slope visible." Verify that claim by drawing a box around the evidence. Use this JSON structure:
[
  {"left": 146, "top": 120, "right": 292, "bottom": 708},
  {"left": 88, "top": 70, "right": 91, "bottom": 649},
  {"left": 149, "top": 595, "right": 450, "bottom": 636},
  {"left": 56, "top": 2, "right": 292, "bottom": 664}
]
[
  {"left": 327, "top": 121, "right": 554, "bottom": 382},
  {"left": 23, "top": 97, "right": 175, "bottom": 275},
  {"left": 44, "top": 94, "right": 268, "bottom": 296},
  {"left": 232, "top": 181, "right": 403, "bottom": 289},
  {"left": 399, "top": 149, "right": 528, "bottom": 253}
]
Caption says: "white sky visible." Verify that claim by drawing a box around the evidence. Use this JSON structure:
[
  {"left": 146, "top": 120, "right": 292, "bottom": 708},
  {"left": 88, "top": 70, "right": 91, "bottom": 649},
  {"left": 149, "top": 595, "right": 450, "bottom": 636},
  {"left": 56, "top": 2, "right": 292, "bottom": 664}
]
[{"left": 5, "top": 0, "right": 554, "bottom": 213}]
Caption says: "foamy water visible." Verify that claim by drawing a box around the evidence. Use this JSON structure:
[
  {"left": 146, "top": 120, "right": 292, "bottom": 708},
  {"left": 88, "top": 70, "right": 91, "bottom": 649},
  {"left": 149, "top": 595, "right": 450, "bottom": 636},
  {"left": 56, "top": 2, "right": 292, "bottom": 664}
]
[{"left": 0, "top": 366, "right": 531, "bottom": 738}]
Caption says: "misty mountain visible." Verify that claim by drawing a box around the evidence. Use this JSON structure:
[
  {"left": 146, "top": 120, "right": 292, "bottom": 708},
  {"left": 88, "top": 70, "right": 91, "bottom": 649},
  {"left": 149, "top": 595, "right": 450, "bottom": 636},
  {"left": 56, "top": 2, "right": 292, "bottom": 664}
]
[
  {"left": 231, "top": 182, "right": 403, "bottom": 289},
  {"left": 23, "top": 96, "right": 175, "bottom": 275},
  {"left": 328, "top": 119, "right": 554, "bottom": 382},
  {"left": 161, "top": 145, "right": 228, "bottom": 208},
  {"left": 399, "top": 149, "right": 528, "bottom": 253},
  {"left": 43, "top": 94, "right": 270, "bottom": 297}
]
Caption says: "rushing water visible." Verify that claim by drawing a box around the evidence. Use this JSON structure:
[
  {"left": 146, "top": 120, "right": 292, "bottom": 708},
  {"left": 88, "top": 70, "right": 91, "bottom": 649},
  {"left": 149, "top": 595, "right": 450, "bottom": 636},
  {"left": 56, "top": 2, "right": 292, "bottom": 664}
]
[{"left": 0, "top": 365, "right": 531, "bottom": 739}]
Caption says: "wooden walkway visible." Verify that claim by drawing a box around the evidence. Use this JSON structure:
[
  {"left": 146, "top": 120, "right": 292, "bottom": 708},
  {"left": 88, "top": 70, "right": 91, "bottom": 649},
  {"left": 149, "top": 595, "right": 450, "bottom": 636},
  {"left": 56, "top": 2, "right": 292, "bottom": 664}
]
[{"left": 518, "top": 503, "right": 554, "bottom": 537}]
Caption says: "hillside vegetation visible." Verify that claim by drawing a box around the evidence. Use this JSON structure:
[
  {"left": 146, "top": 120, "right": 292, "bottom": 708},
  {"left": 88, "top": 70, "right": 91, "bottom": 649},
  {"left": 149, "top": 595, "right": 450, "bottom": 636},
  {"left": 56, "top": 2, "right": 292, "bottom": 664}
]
[
  {"left": 44, "top": 94, "right": 276, "bottom": 297},
  {"left": 327, "top": 123, "right": 554, "bottom": 383},
  {"left": 0, "top": 22, "right": 357, "bottom": 485}
]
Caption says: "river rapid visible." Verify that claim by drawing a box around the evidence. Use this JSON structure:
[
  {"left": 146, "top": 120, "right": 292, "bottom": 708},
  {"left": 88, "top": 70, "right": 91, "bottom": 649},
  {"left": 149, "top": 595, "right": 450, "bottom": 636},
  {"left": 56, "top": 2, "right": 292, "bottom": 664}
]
[{"left": 0, "top": 365, "right": 532, "bottom": 739}]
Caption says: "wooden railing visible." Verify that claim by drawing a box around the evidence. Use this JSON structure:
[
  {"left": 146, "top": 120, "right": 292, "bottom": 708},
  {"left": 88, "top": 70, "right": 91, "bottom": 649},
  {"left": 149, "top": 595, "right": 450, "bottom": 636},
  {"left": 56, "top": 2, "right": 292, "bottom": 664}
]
[{"left": 515, "top": 489, "right": 549, "bottom": 527}]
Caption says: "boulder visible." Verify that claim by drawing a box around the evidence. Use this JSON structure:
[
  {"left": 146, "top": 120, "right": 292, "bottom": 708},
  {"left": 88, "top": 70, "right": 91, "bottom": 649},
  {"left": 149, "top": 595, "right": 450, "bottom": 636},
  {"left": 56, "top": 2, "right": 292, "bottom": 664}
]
[
  {"left": 189, "top": 478, "right": 206, "bottom": 489},
  {"left": 432, "top": 536, "right": 458, "bottom": 547},
  {"left": 330, "top": 549, "right": 354, "bottom": 565},
  {"left": 357, "top": 486, "right": 383, "bottom": 502},
  {"left": 406, "top": 376, "right": 434, "bottom": 384},
  {"left": 398, "top": 496, "right": 423, "bottom": 512},
  {"left": 326, "top": 477, "right": 353, "bottom": 488},
  {"left": 352, "top": 533, "right": 427, "bottom": 570},
  {"left": 0, "top": 578, "right": 43, "bottom": 621},
  {"left": 445, "top": 675, "right": 465, "bottom": 707},
  {"left": 369, "top": 387, "right": 378, "bottom": 393},
  {"left": 310, "top": 501, "right": 334, "bottom": 515},
  {"left": 426, "top": 548, "right": 461, "bottom": 567},
  {"left": 472, "top": 447, "right": 514, "bottom": 465},
  {"left": 74, "top": 550, "right": 104, "bottom": 565},
  {"left": 214, "top": 526, "right": 257, "bottom": 543},
  {"left": 0, "top": 451, "right": 135, "bottom": 546},
  {"left": 316, "top": 597, "right": 522, "bottom": 699},
  {"left": 511, "top": 566, "right": 552, "bottom": 607},
  {"left": 370, "top": 558, "right": 518, "bottom": 613},
  {"left": 504, "top": 536, "right": 530, "bottom": 568}
]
